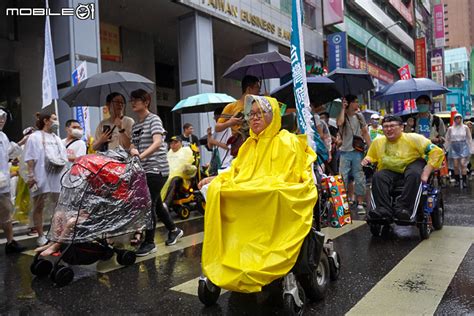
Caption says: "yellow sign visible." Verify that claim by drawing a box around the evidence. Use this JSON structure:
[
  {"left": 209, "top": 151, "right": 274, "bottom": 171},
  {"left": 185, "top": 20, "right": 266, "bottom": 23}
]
[
  {"left": 206, "top": 0, "right": 291, "bottom": 41},
  {"left": 100, "top": 23, "right": 121, "bottom": 62}
]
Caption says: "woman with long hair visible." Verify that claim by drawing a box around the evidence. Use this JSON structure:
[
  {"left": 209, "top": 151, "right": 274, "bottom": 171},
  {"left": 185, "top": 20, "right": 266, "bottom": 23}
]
[
  {"left": 23, "top": 112, "right": 67, "bottom": 246},
  {"left": 446, "top": 113, "right": 472, "bottom": 188}
]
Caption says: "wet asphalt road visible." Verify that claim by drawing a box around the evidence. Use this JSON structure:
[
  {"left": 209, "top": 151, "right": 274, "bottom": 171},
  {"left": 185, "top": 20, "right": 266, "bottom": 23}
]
[{"left": 0, "top": 184, "right": 473, "bottom": 315}]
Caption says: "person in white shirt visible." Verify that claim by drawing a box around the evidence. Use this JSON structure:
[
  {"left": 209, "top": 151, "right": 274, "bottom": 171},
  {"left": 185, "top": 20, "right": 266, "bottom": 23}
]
[
  {"left": 24, "top": 112, "right": 68, "bottom": 246},
  {"left": 0, "top": 109, "right": 26, "bottom": 253},
  {"left": 445, "top": 113, "right": 472, "bottom": 187},
  {"left": 62, "top": 119, "right": 87, "bottom": 166},
  {"left": 93, "top": 92, "right": 135, "bottom": 151}
]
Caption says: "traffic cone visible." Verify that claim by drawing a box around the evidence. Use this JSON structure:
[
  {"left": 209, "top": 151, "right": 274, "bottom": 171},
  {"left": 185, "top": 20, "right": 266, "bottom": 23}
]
[{"left": 450, "top": 105, "right": 457, "bottom": 126}]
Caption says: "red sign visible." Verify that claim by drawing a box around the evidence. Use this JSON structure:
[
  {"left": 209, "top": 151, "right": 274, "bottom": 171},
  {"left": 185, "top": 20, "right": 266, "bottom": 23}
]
[
  {"left": 398, "top": 64, "right": 416, "bottom": 110},
  {"left": 348, "top": 53, "right": 394, "bottom": 83},
  {"left": 415, "top": 38, "right": 427, "bottom": 78},
  {"left": 389, "top": 0, "right": 414, "bottom": 26}
]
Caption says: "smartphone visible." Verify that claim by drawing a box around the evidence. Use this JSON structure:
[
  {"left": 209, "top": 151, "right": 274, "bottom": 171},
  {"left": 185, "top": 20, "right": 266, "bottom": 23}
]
[{"left": 103, "top": 125, "right": 111, "bottom": 133}]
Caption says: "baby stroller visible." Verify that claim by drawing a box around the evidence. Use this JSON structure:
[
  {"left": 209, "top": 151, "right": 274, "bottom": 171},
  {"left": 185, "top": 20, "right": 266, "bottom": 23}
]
[
  {"left": 30, "top": 150, "right": 153, "bottom": 287},
  {"left": 364, "top": 164, "right": 445, "bottom": 240}
]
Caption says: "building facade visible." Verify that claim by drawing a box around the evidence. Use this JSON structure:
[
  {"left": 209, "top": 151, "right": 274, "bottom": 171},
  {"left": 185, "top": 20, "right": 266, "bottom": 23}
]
[
  {"left": 0, "top": 0, "right": 324, "bottom": 152},
  {"left": 443, "top": 0, "right": 474, "bottom": 53}
]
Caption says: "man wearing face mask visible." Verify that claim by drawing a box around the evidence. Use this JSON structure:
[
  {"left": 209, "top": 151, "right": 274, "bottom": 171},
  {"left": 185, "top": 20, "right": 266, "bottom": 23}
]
[
  {"left": 413, "top": 95, "right": 446, "bottom": 146},
  {"left": 62, "top": 119, "right": 87, "bottom": 166}
]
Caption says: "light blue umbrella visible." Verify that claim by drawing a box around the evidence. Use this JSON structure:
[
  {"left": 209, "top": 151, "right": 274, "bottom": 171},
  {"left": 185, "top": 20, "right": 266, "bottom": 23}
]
[
  {"left": 373, "top": 78, "right": 450, "bottom": 102},
  {"left": 172, "top": 93, "right": 236, "bottom": 113}
]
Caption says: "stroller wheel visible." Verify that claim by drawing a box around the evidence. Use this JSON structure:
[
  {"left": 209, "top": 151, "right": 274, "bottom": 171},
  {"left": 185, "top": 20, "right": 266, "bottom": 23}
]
[
  {"left": 30, "top": 258, "right": 53, "bottom": 277},
  {"left": 101, "top": 248, "right": 115, "bottom": 261},
  {"left": 177, "top": 206, "right": 190, "bottom": 220},
  {"left": 300, "top": 251, "right": 330, "bottom": 301},
  {"left": 283, "top": 281, "right": 306, "bottom": 316},
  {"left": 51, "top": 265, "right": 74, "bottom": 287},
  {"left": 198, "top": 277, "right": 221, "bottom": 306},
  {"left": 116, "top": 250, "right": 136, "bottom": 266},
  {"left": 432, "top": 195, "right": 444, "bottom": 230}
]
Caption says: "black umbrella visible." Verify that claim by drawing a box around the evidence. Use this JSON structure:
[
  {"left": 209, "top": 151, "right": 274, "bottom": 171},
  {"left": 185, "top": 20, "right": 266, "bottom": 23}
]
[
  {"left": 327, "top": 68, "right": 374, "bottom": 96},
  {"left": 270, "top": 76, "right": 341, "bottom": 108},
  {"left": 222, "top": 51, "right": 291, "bottom": 80},
  {"left": 62, "top": 71, "right": 155, "bottom": 107}
]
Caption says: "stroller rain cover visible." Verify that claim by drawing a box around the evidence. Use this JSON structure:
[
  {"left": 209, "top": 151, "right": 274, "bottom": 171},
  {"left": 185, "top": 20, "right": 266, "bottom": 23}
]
[{"left": 47, "top": 149, "right": 152, "bottom": 243}]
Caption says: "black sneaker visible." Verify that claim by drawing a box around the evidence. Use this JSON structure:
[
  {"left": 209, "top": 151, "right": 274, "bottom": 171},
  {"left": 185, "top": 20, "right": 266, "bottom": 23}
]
[
  {"left": 5, "top": 240, "right": 27, "bottom": 254},
  {"left": 135, "top": 242, "right": 157, "bottom": 257},
  {"left": 165, "top": 228, "right": 184, "bottom": 246}
]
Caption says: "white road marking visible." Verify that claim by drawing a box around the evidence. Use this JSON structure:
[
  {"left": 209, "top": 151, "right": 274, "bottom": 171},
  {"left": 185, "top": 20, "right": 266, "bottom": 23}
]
[{"left": 347, "top": 226, "right": 474, "bottom": 315}]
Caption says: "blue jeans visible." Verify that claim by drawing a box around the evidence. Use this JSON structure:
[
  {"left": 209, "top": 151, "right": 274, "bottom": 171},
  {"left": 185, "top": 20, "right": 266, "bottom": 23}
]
[{"left": 339, "top": 151, "right": 366, "bottom": 197}]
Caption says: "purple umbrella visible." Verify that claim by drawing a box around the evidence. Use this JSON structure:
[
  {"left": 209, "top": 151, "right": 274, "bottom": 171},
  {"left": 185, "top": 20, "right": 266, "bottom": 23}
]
[{"left": 222, "top": 51, "right": 291, "bottom": 80}]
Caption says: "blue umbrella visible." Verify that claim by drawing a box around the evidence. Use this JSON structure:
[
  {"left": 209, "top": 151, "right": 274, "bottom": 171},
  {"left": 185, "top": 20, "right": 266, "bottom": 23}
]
[
  {"left": 270, "top": 76, "right": 340, "bottom": 108},
  {"left": 393, "top": 108, "right": 419, "bottom": 117},
  {"left": 361, "top": 109, "right": 380, "bottom": 122},
  {"left": 327, "top": 68, "right": 374, "bottom": 96},
  {"left": 222, "top": 51, "right": 291, "bottom": 80},
  {"left": 172, "top": 93, "right": 236, "bottom": 113},
  {"left": 373, "top": 78, "right": 450, "bottom": 102}
]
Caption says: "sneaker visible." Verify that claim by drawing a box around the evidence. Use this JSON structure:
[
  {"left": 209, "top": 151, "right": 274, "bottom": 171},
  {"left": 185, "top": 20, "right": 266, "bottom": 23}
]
[
  {"left": 5, "top": 240, "right": 27, "bottom": 254},
  {"left": 357, "top": 204, "right": 366, "bottom": 215},
  {"left": 27, "top": 227, "right": 38, "bottom": 236},
  {"left": 135, "top": 242, "right": 157, "bottom": 257},
  {"left": 165, "top": 228, "right": 184, "bottom": 246},
  {"left": 36, "top": 236, "right": 48, "bottom": 246}
]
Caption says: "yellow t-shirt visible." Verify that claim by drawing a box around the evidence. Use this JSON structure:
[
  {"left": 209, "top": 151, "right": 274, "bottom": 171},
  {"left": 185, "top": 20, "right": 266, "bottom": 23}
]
[
  {"left": 366, "top": 132, "right": 444, "bottom": 174},
  {"left": 217, "top": 99, "right": 244, "bottom": 135}
]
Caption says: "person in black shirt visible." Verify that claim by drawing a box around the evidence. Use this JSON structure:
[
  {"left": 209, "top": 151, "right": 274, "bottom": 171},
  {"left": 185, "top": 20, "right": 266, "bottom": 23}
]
[{"left": 180, "top": 123, "right": 199, "bottom": 148}]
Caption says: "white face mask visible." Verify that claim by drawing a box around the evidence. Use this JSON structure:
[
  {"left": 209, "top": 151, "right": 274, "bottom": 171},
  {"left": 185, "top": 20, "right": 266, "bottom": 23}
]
[
  {"left": 71, "top": 128, "right": 83, "bottom": 139},
  {"left": 51, "top": 121, "right": 60, "bottom": 134}
]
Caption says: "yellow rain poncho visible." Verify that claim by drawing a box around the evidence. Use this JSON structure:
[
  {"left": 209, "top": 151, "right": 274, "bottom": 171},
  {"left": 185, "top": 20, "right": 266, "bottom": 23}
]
[
  {"left": 365, "top": 132, "right": 444, "bottom": 173},
  {"left": 202, "top": 96, "right": 318, "bottom": 293},
  {"left": 160, "top": 146, "right": 194, "bottom": 200}
]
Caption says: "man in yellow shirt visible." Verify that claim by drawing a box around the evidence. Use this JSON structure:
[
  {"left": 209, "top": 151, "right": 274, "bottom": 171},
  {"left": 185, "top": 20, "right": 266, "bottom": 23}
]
[
  {"left": 215, "top": 75, "right": 260, "bottom": 157},
  {"left": 361, "top": 115, "right": 444, "bottom": 221}
]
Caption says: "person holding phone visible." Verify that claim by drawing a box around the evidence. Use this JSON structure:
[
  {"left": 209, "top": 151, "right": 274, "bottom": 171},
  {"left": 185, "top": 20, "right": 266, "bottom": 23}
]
[{"left": 93, "top": 92, "right": 134, "bottom": 151}]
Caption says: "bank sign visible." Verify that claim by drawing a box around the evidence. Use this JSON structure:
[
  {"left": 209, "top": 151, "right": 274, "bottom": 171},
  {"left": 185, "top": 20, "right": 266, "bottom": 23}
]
[
  {"left": 178, "top": 0, "right": 294, "bottom": 46},
  {"left": 327, "top": 32, "right": 347, "bottom": 72}
]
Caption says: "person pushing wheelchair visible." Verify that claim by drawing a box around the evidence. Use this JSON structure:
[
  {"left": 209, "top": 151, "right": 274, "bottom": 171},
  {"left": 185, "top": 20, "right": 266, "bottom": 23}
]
[{"left": 361, "top": 115, "right": 444, "bottom": 221}]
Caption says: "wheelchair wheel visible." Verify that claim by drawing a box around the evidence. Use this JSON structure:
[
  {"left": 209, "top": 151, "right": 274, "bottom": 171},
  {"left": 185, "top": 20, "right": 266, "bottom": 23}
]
[
  {"left": 283, "top": 281, "right": 306, "bottom": 316},
  {"left": 419, "top": 215, "right": 431, "bottom": 240},
  {"left": 300, "top": 251, "right": 329, "bottom": 301},
  {"left": 198, "top": 277, "right": 221, "bottom": 306},
  {"left": 177, "top": 205, "right": 190, "bottom": 220},
  {"left": 30, "top": 258, "right": 53, "bottom": 277},
  {"left": 328, "top": 252, "right": 341, "bottom": 281},
  {"left": 369, "top": 223, "right": 382, "bottom": 237},
  {"left": 432, "top": 195, "right": 444, "bottom": 230}
]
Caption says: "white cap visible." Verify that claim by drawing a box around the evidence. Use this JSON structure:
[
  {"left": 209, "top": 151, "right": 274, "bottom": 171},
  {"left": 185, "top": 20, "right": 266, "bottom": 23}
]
[{"left": 370, "top": 113, "right": 380, "bottom": 120}]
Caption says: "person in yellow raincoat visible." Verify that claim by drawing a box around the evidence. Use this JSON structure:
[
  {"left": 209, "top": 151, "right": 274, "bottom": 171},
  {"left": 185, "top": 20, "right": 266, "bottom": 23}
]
[
  {"left": 201, "top": 95, "right": 318, "bottom": 293},
  {"left": 160, "top": 136, "right": 195, "bottom": 205},
  {"left": 361, "top": 115, "right": 444, "bottom": 221}
]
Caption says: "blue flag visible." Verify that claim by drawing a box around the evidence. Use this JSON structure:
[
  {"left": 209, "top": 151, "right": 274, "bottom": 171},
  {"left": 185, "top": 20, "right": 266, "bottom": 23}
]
[{"left": 291, "top": 0, "right": 328, "bottom": 162}]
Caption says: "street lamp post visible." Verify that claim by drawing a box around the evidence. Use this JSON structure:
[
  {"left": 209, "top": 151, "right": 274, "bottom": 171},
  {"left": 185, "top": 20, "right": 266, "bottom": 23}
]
[{"left": 364, "top": 21, "right": 401, "bottom": 110}]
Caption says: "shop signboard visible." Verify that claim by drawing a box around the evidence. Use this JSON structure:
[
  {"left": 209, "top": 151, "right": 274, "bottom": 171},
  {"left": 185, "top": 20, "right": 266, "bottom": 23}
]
[
  {"left": 388, "top": 0, "right": 414, "bottom": 26},
  {"left": 323, "top": 0, "right": 344, "bottom": 26},
  {"left": 100, "top": 23, "right": 121, "bottom": 62},
  {"left": 327, "top": 32, "right": 347, "bottom": 71},
  {"left": 347, "top": 52, "right": 394, "bottom": 83},
  {"left": 433, "top": 4, "right": 445, "bottom": 48},
  {"left": 415, "top": 38, "right": 427, "bottom": 78},
  {"left": 398, "top": 64, "right": 416, "bottom": 110},
  {"left": 431, "top": 48, "right": 444, "bottom": 86},
  {"left": 334, "top": 16, "right": 414, "bottom": 71}
]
